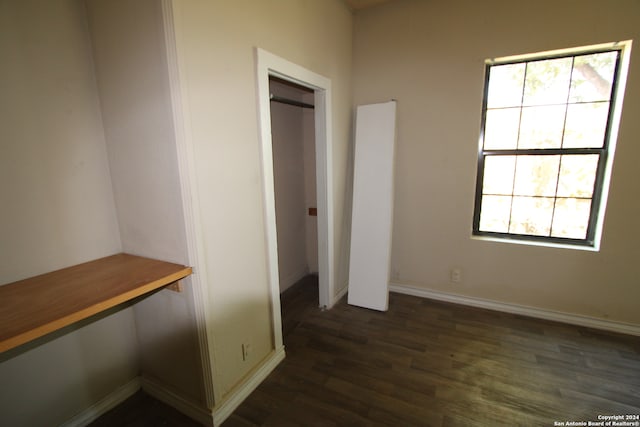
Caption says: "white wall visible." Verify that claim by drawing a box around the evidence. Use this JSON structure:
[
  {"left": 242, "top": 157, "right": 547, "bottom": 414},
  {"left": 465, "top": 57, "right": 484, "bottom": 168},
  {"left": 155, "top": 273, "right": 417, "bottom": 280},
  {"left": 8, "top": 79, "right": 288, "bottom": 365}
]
[
  {"left": 170, "top": 0, "right": 353, "bottom": 398},
  {"left": 0, "top": 0, "right": 121, "bottom": 281},
  {"left": 270, "top": 80, "right": 317, "bottom": 292},
  {"left": 85, "top": 0, "right": 205, "bottom": 406},
  {"left": 353, "top": 0, "right": 640, "bottom": 325},
  {"left": 0, "top": 1, "right": 139, "bottom": 425}
]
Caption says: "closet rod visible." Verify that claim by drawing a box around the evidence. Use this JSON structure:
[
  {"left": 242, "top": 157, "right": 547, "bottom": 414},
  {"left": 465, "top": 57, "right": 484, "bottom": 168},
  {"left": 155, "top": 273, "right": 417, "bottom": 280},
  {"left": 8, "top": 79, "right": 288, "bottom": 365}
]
[{"left": 270, "top": 93, "right": 314, "bottom": 109}]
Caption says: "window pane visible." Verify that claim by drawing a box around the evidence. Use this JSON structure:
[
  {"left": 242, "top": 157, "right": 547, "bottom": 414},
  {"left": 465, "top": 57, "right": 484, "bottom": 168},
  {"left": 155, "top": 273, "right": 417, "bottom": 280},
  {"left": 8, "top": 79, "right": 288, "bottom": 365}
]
[
  {"left": 551, "top": 198, "right": 592, "bottom": 239},
  {"left": 557, "top": 154, "right": 599, "bottom": 198},
  {"left": 509, "top": 196, "right": 554, "bottom": 236},
  {"left": 563, "top": 102, "right": 609, "bottom": 148},
  {"left": 483, "top": 156, "right": 516, "bottom": 195},
  {"left": 518, "top": 105, "right": 565, "bottom": 149},
  {"left": 513, "top": 155, "right": 560, "bottom": 197},
  {"left": 487, "top": 63, "right": 525, "bottom": 108},
  {"left": 569, "top": 51, "right": 617, "bottom": 103},
  {"left": 484, "top": 108, "right": 520, "bottom": 149},
  {"left": 479, "top": 195, "right": 512, "bottom": 233},
  {"left": 523, "top": 57, "right": 572, "bottom": 106}
]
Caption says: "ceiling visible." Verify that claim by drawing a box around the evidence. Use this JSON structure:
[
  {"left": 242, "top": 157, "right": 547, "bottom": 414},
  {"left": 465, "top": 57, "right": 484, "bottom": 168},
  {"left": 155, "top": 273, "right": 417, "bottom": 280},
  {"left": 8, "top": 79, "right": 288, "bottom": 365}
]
[{"left": 344, "top": 0, "right": 395, "bottom": 11}]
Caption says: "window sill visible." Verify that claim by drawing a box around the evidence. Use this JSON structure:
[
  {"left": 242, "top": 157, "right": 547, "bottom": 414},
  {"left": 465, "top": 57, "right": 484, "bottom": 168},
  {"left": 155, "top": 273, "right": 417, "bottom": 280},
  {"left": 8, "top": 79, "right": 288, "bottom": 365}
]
[{"left": 471, "top": 234, "right": 600, "bottom": 252}]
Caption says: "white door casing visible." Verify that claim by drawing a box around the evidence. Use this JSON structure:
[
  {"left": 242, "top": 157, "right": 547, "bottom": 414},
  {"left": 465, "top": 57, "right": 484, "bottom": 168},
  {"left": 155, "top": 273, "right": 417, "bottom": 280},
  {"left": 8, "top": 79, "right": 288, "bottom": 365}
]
[{"left": 255, "top": 48, "right": 335, "bottom": 351}]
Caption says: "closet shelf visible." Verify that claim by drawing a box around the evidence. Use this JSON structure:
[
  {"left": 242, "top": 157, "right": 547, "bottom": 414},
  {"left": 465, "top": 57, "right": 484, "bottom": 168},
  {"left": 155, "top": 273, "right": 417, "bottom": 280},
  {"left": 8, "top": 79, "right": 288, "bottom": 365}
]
[{"left": 0, "top": 253, "right": 192, "bottom": 353}]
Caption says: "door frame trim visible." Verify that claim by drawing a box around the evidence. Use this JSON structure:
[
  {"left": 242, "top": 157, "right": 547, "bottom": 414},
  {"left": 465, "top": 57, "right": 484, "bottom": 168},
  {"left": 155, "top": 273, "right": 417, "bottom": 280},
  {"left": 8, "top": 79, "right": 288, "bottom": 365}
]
[
  {"left": 255, "top": 48, "right": 335, "bottom": 351},
  {"left": 161, "top": 0, "right": 218, "bottom": 407}
]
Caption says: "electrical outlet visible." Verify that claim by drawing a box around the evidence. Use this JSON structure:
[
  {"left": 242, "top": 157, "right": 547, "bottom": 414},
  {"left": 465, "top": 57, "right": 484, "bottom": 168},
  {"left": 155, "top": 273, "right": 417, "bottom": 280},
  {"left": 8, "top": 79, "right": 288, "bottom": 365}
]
[
  {"left": 242, "top": 343, "right": 251, "bottom": 361},
  {"left": 450, "top": 268, "right": 462, "bottom": 284}
]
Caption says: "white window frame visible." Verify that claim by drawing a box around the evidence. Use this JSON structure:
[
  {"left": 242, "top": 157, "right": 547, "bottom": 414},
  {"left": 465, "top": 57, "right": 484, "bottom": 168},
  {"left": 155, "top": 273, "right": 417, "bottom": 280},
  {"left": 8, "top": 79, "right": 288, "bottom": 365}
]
[{"left": 472, "top": 41, "right": 632, "bottom": 251}]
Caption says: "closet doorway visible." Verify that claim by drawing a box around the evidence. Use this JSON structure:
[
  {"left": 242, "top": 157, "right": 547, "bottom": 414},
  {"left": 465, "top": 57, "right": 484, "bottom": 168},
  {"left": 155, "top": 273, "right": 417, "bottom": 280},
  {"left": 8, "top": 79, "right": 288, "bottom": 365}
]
[
  {"left": 269, "top": 77, "right": 318, "bottom": 336},
  {"left": 255, "top": 48, "right": 334, "bottom": 353}
]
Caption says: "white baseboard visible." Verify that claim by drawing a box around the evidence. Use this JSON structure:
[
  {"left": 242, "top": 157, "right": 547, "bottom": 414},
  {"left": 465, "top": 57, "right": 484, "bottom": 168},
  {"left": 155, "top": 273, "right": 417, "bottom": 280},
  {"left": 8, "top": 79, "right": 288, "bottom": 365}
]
[
  {"left": 61, "top": 377, "right": 141, "bottom": 427},
  {"left": 333, "top": 283, "right": 348, "bottom": 305},
  {"left": 141, "top": 376, "right": 213, "bottom": 426},
  {"left": 60, "top": 347, "right": 287, "bottom": 427},
  {"left": 212, "top": 346, "right": 286, "bottom": 426},
  {"left": 389, "top": 283, "right": 640, "bottom": 337},
  {"left": 280, "top": 266, "right": 310, "bottom": 292}
]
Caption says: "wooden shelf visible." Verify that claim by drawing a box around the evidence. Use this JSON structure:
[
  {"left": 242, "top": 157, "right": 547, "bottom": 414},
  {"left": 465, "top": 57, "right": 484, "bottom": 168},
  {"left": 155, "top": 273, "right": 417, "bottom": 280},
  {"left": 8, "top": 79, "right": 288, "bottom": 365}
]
[{"left": 0, "top": 253, "right": 192, "bottom": 353}]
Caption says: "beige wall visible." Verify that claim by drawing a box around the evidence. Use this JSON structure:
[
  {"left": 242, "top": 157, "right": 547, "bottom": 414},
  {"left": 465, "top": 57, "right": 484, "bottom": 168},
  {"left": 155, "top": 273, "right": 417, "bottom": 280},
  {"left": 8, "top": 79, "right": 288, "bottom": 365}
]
[
  {"left": 171, "top": 0, "right": 353, "bottom": 398},
  {"left": 0, "top": 0, "right": 121, "bottom": 281},
  {"left": 85, "top": 0, "right": 205, "bottom": 405},
  {"left": 0, "top": 1, "right": 139, "bottom": 425},
  {"left": 353, "top": 0, "right": 640, "bottom": 324}
]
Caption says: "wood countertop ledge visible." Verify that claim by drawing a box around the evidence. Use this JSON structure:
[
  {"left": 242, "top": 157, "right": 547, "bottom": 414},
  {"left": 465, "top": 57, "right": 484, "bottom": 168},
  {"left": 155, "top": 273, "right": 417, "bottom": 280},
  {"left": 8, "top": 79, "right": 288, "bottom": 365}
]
[{"left": 0, "top": 253, "right": 192, "bottom": 353}]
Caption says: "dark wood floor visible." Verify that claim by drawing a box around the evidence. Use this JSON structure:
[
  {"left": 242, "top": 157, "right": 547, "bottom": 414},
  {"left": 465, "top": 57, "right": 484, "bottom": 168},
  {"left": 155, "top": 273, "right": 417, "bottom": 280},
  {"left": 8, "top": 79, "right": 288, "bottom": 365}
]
[
  {"left": 94, "top": 276, "right": 640, "bottom": 426},
  {"left": 224, "top": 276, "right": 640, "bottom": 426}
]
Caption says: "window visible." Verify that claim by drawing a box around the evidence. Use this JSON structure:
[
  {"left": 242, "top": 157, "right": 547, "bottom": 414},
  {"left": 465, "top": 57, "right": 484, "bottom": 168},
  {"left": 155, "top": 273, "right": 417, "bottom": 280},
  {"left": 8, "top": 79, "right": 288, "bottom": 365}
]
[{"left": 473, "top": 42, "right": 631, "bottom": 249}]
